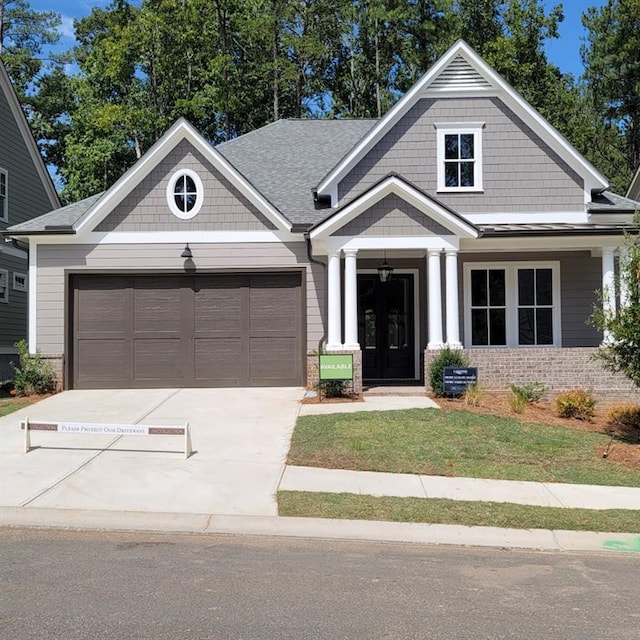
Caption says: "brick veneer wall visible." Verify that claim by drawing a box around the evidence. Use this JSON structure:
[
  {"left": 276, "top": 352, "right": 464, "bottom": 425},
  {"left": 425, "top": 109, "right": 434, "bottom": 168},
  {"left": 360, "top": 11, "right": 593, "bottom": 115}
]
[
  {"left": 424, "top": 347, "right": 640, "bottom": 402},
  {"left": 307, "top": 350, "right": 363, "bottom": 395}
]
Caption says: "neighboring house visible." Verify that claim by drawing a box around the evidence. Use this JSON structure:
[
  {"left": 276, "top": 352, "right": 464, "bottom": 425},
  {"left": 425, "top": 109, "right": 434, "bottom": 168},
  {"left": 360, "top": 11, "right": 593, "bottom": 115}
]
[
  {"left": 4, "top": 41, "right": 640, "bottom": 398},
  {"left": 627, "top": 165, "right": 640, "bottom": 201},
  {"left": 0, "top": 61, "right": 60, "bottom": 380}
]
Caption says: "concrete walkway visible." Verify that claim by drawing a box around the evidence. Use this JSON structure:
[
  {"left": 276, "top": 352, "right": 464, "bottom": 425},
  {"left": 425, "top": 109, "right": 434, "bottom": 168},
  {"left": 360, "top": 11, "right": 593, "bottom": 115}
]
[{"left": 280, "top": 466, "right": 640, "bottom": 510}]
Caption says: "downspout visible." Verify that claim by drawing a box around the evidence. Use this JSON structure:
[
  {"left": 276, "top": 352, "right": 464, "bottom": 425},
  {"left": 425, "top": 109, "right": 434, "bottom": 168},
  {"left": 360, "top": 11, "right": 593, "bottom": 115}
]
[{"left": 304, "top": 231, "right": 328, "bottom": 353}]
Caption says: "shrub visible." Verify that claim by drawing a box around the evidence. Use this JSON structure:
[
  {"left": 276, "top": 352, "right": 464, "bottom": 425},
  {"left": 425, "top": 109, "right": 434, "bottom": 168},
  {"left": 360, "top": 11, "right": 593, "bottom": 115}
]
[
  {"left": 463, "top": 383, "right": 484, "bottom": 407},
  {"left": 428, "top": 347, "right": 469, "bottom": 397},
  {"left": 554, "top": 388, "right": 597, "bottom": 421},
  {"left": 10, "top": 339, "right": 56, "bottom": 396},
  {"left": 315, "top": 379, "right": 349, "bottom": 398},
  {"left": 508, "top": 392, "right": 527, "bottom": 414},
  {"left": 508, "top": 381, "right": 547, "bottom": 404},
  {"left": 607, "top": 404, "right": 640, "bottom": 439}
]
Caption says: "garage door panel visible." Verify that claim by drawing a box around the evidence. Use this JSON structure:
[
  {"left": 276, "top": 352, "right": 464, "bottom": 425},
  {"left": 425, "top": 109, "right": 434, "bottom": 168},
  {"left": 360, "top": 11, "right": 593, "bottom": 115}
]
[
  {"left": 249, "top": 337, "right": 300, "bottom": 383},
  {"left": 75, "top": 339, "right": 130, "bottom": 382},
  {"left": 76, "top": 280, "right": 130, "bottom": 337},
  {"left": 134, "top": 280, "right": 186, "bottom": 335},
  {"left": 134, "top": 339, "right": 185, "bottom": 380},
  {"left": 248, "top": 275, "right": 300, "bottom": 332},
  {"left": 194, "top": 278, "right": 244, "bottom": 335},
  {"left": 195, "top": 338, "right": 244, "bottom": 381}
]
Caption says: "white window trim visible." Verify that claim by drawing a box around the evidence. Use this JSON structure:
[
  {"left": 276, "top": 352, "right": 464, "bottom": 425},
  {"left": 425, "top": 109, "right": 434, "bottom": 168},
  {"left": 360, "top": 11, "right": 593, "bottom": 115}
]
[
  {"left": 166, "top": 168, "right": 204, "bottom": 220},
  {"left": 435, "top": 122, "right": 484, "bottom": 193},
  {"left": 12, "top": 271, "right": 27, "bottom": 292},
  {"left": 0, "top": 168, "right": 7, "bottom": 222},
  {"left": 0, "top": 269, "right": 8, "bottom": 303},
  {"left": 463, "top": 261, "right": 562, "bottom": 348}
]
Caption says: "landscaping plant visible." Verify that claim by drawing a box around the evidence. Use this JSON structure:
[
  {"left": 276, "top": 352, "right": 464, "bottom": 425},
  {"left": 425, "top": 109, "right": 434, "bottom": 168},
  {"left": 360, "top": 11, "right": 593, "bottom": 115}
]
[
  {"left": 508, "top": 381, "right": 547, "bottom": 404},
  {"left": 463, "top": 383, "right": 484, "bottom": 407},
  {"left": 607, "top": 404, "right": 640, "bottom": 441},
  {"left": 554, "top": 388, "right": 597, "bottom": 421},
  {"left": 428, "top": 347, "right": 469, "bottom": 397},
  {"left": 10, "top": 339, "right": 56, "bottom": 396}
]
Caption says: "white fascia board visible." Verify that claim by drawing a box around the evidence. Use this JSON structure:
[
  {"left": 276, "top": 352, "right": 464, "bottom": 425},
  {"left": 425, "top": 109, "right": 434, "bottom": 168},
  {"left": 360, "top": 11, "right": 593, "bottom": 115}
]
[
  {"left": 28, "top": 242, "right": 37, "bottom": 353},
  {"left": 0, "top": 63, "right": 60, "bottom": 210},
  {"left": 83, "top": 230, "right": 301, "bottom": 244},
  {"left": 589, "top": 213, "right": 637, "bottom": 224},
  {"left": 460, "top": 235, "right": 624, "bottom": 253},
  {"left": 315, "top": 43, "right": 467, "bottom": 196},
  {"left": 327, "top": 236, "right": 459, "bottom": 253},
  {"left": 311, "top": 176, "right": 478, "bottom": 240},
  {"left": 468, "top": 211, "right": 588, "bottom": 224},
  {"left": 74, "top": 120, "right": 291, "bottom": 238}
]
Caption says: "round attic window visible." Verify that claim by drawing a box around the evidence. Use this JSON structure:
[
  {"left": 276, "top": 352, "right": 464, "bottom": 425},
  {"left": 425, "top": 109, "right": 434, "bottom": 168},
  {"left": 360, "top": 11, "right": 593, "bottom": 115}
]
[{"left": 167, "top": 169, "right": 203, "bottom": 219}]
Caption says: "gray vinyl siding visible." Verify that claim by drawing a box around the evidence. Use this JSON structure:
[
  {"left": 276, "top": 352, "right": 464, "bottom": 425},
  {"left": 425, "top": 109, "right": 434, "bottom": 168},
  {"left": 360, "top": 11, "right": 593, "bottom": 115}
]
[
  {"left": 0, "top": 84, "right": 55, "bottom": 230},
  {"left": 0, "top": 250, "right": 28, "bottom": 348},
  {"left": 339, "top": 194, "right": 449, "bottom": 237},
  {"left": 338, "top": 97, "right": 584, "bottom": 213},
  {"left": 36, "top": 242, "right": 324, "bottom": 357},
  {"left": 459, "top": 251, "right": 601, "bottom": 347},
  {"left": 95, "top": 140, "right": 276, "bottom": 232}
]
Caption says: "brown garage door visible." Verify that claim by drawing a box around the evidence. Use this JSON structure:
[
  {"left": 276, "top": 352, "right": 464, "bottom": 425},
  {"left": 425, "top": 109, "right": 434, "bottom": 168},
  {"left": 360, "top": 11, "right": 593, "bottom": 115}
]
[{"left": 70, "top": 273, "right": 303, "bottom": 389}]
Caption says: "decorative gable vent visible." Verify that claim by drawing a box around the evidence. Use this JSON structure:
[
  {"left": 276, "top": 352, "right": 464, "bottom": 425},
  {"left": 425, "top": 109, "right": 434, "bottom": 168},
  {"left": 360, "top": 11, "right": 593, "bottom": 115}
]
[{"left": 429, "top": 56, "right": 492, "bottom": 91}]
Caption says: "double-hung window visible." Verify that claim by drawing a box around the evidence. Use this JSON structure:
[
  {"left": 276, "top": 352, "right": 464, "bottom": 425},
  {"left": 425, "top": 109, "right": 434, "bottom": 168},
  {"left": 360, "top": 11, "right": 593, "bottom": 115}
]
[
  {"left": 435, "top": 122, "right": 484, "bottom": 192},
  {"left": 0, "top": 169, "right": 7, "bottom": 222},
  {"left": 464, "top": 262, "right": 560, "bottom": 347}
]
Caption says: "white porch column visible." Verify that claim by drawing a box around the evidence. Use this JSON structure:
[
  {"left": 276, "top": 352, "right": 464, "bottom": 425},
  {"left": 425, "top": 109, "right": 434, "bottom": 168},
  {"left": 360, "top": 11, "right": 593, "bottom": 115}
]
[
  {"left": 326, "top": 250, "right": 343, "bottom": 351},
  {"left": 445, "top": 250, "right": 461, "bottom": 348},
  {"left": 343, "top": 249, "right": 360, "bottom": 349},
  {"left": 619, "top": 246, "right": 630, "bottom": 309},
  {"left": 427, "top": 249, "right": 444, "bottom": 350},
  {"left": 602, "top": 247, "right": 616, "bottom": 343}
]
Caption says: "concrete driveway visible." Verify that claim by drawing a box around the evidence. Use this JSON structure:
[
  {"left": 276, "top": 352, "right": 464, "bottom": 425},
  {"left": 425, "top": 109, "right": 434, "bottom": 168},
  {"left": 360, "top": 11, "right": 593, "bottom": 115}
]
[{"left": 0, "top": 388, "right": 303, "bottom": 517}]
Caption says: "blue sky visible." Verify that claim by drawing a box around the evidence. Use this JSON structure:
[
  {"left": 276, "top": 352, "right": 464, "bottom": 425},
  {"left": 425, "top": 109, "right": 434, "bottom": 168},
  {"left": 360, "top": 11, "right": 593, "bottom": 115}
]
[{"left": 31, "top": 0, "right": 606, "bottom": 79}]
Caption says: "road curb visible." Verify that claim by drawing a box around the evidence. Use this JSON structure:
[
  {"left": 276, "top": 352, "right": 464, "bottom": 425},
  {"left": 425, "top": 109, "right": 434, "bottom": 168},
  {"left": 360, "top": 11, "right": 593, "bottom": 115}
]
[{"left": 1, "top": 506, "right": 638, "bottom": 554}]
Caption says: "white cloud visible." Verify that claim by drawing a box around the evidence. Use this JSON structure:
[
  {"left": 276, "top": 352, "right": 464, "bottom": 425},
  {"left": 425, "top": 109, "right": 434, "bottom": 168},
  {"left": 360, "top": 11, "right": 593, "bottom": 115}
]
[{"left": 59, "top": 15, "right": 75, "bottom": 39}]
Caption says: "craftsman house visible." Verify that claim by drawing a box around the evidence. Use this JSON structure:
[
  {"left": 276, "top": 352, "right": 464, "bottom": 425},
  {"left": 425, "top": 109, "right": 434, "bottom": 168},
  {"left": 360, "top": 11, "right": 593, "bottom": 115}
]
[
  {"left": 5, "top": 41, "right": 639, "bottom": 397},
  {"left": 0, "top": 61, "right": 60, "bottom": 379}
]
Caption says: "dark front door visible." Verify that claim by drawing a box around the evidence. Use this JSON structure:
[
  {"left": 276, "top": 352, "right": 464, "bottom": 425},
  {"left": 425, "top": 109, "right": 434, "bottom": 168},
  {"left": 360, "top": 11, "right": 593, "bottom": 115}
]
[{"left": 358, "top": 273, "right": 415, "bottom": 381}]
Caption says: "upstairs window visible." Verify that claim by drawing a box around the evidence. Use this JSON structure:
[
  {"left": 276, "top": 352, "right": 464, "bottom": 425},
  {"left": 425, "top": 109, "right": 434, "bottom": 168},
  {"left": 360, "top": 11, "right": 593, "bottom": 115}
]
[
  {"left": 13, "top": 272, "right": 27, "bottom": 292},
  {"left": 0, "top": 169, "right": 7, "bottom": 222},
  {"left": 435, "top": 123, "right": 484, "bottom": 192},
  {"left": 166, "top": 169, "right": 203, "bottom": 219}
]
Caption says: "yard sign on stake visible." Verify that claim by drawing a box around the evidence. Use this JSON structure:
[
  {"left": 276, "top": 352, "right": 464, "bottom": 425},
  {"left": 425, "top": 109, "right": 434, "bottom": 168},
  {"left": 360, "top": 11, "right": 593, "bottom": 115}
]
[{"left": 318, "top": 354, "right": 354, "bottom": 401}]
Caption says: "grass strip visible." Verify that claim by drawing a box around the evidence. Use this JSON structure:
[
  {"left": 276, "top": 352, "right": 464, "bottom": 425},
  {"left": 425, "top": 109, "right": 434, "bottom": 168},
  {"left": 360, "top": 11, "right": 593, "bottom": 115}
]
[
  {"left": 0, "top": 398, "right": 36, "bottom": 418},
  {"left": 278, "top": 491, "right": 640, "bottom": 533},
  {"left": 288, "top": 409, "right": 640, "bottom": 487}
]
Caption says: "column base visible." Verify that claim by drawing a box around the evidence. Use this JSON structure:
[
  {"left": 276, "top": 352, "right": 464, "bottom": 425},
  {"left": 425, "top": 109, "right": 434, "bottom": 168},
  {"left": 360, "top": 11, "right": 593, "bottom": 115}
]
[
  {"left": 445, "top": 342, "right": 463, "bottom": 350},
  {"left": 325, "top": 343, "right": 344, "bottom": 352},
  {"left": 342, "top": 342, "right": 360, "bottom": 350},
  {"left": 427, "top": 342, "right": 445, "bottom": 350}
]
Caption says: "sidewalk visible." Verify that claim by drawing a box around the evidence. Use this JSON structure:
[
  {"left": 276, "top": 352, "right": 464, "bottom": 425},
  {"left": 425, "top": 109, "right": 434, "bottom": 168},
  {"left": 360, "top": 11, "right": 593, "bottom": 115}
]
[{"left": 280, "top": 466, "right": 640, "bottom": 511}]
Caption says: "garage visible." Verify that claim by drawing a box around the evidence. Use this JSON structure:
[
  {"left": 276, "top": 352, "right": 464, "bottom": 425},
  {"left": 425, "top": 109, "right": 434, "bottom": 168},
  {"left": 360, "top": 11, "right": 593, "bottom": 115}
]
[{"left": 70, "top": 272, "right": 304, "bottom": 389}]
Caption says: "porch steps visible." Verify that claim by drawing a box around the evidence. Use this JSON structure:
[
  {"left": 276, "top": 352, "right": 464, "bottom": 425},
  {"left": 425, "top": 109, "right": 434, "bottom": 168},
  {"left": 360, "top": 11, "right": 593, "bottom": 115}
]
[{"left": 364, "top": 386, "right": 427, "bottom": 397}]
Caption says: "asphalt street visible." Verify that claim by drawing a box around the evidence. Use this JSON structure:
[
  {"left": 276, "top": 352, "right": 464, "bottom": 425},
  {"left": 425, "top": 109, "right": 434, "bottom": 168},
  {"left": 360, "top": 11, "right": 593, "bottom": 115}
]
[{"left": 1, "top": 528, "right": 639, "bottom": 639}]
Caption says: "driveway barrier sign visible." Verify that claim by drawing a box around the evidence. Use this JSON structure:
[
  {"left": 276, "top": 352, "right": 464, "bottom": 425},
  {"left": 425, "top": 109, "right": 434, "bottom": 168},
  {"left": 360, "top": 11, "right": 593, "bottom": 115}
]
[{"left": 21, "top": 418, "right": 193, "bottom": 459}]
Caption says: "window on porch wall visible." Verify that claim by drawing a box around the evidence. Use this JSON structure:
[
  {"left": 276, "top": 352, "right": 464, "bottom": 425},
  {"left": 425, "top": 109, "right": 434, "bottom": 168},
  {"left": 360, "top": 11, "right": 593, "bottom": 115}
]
[{"left": 467, "top": 263, "right": 559, "bottom": 348}]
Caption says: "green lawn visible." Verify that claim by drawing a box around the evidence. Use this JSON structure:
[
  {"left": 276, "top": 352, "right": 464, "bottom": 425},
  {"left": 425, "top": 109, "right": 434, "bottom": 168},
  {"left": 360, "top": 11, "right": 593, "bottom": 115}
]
[
  {"left": 278, "top": 491, "right": 640, "bottom": 533},
  {"left": 288, "top": 408, "right": 640, "bottom": 487},
  {"left": 0, "top": 397, "right": 41, "bottom": 418}
]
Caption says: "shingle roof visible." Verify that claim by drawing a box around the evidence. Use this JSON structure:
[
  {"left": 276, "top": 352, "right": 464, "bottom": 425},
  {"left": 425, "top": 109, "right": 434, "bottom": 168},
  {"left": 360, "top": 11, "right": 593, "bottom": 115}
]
[
  {"left": 217, "top": 119, "right": 377, "bottom": 225},
  {"left": 6, "top": 192, "right": 104, "bottom": 234},
  {"left": 588, "top": 190, "right": 640, "bottom": 212}
]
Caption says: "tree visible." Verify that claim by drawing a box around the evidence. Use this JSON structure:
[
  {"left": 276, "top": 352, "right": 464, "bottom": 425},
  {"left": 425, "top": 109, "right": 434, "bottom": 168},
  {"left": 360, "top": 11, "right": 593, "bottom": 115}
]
[
  {"left": 582, "top": 0, "right": 640, "bottom": 192},
  {"left": 591, "top": 215, "right": 640, "bottom": 388},
  {"left": 0, "top": 0, "right": 61, "bottom": 97}
]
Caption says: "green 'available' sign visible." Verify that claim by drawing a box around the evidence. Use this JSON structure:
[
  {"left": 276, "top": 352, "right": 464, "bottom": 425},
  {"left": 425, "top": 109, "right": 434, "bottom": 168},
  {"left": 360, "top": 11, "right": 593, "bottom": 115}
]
[{"left": 319, "top": 354, "right": 354, "bottom": 380}]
